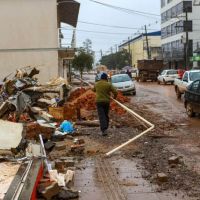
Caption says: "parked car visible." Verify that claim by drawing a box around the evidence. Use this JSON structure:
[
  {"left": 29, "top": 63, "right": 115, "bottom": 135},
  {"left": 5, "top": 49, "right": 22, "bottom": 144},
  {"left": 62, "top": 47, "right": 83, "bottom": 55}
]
[
  {"left": 157, "top": 69, "right": 179, "bottom": 85},
  {"left": 184, "top": 79, "right": 200, "bottom": 117},
  {"left": 174, "top": 70, "right": 200, "bottom": 99},
  {"left": 111, "top": 74, "right": 136, "bottom": 95}
]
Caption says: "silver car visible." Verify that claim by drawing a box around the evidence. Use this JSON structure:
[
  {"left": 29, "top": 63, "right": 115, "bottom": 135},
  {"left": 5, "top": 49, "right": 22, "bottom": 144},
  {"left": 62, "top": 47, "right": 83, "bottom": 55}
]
[
  {"left": 157, "top": 69, "right": 179, "bottom": 85},
  {"left": 111, "top": 74, "right": 136, "bottom": 95}
]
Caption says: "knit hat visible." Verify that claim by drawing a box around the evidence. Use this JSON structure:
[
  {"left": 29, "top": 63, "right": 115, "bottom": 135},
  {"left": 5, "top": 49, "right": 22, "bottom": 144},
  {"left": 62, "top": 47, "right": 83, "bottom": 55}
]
[{"left": 101, "top": 72, "right": 108, "bottom": 80}]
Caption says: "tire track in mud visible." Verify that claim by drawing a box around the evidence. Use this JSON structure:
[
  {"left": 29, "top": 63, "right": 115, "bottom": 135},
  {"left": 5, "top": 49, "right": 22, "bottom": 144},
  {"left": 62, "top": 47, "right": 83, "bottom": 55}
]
[{"left": 96, "top": 157, "right": 127, "bottom": 200}]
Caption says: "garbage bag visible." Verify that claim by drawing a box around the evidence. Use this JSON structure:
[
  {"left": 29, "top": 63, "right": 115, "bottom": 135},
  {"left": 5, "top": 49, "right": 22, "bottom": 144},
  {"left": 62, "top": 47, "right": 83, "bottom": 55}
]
[{"left": 60, "top": 120, "right": 74, "bottom": 133}]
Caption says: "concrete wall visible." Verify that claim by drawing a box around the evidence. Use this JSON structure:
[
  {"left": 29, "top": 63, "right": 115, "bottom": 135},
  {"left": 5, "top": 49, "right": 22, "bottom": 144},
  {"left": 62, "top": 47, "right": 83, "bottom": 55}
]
[{"left": 0, "top": 0, "right": 59, "bottom": 83}]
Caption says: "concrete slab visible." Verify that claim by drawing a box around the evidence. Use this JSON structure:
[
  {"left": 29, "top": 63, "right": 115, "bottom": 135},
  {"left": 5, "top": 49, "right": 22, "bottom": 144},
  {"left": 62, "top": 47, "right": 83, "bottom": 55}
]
[{"left": 0, "top": 120, "right": 23, "bottom": 150}]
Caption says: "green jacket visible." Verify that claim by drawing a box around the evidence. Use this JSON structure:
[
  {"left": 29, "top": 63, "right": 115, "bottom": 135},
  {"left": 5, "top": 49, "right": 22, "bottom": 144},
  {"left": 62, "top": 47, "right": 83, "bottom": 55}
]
[{"left": 93, "top": 80, "right": 117, "bottom": 103}]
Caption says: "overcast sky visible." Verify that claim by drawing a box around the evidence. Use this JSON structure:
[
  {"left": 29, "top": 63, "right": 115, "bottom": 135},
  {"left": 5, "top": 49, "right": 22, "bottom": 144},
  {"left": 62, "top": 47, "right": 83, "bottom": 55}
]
[{"left": 63, "top": 0, "right": 161, "bottom": 61}]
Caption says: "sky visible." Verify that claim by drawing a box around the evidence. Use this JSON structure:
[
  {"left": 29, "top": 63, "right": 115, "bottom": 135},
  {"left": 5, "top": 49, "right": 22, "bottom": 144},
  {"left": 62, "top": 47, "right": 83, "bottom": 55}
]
[{"left": 62, "top": 0, "right": 161, "bottom": 62}]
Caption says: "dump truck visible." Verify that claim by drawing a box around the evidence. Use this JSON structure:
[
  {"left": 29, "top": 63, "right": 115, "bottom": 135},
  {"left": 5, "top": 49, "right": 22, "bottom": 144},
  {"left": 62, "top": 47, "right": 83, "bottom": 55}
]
[{"left": 136, "top": 59, "right": 164, "bottom": 82}]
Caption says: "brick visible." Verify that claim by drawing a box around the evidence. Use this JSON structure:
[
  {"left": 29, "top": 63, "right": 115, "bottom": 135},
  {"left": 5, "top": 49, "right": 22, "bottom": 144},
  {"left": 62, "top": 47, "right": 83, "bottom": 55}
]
[
  {"left": 156, "top": 173, "right": 168, "bottom": 183},
  {"left": 168, "top": 156, "right": 180, "bottom": 165},
  {"left": 40, "top": 182, "right": 60, "bottom": 200},
  {"left": 71, "top": 144, "right": 85, "bottom": 154},
  {"left": 55, "top": 160, "right": 65, "bottom": 172},
  {"left": 55, "top": 144, "right": 66, "bottom": 151},
  {"left": 73, "top": 138, "right": 85, "bottom": 145}
]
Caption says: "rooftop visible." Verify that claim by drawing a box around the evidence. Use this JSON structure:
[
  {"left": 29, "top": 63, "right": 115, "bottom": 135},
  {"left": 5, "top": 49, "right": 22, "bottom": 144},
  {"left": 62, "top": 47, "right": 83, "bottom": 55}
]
[{"left": 119, "top": 31, "right": 161, "bottom": 48}]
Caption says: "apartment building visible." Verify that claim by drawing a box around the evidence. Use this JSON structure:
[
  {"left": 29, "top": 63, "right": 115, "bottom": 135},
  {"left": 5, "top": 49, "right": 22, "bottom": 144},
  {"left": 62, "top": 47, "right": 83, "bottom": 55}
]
[
  {"left": 0, "top": 0, "right": 80, "bottom": 83},
  {"left": 119, "top": 31, "right": 162, "bottom": 68},
  {"left": 161, "top": 0, "right": 200, "bottom": 69}
]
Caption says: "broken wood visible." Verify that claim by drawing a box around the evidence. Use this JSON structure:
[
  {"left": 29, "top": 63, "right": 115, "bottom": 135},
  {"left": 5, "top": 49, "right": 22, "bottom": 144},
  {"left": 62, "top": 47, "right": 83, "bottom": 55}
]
[
  {"left": 24, "top": 87, "right": 60, "bottom": 93},
  {"left": 37, "top": 98, "right": 54, "bottom": 106},
  {"left": 30, "top": 107, "right": 54, "bottom": 121},
  {"left": 0, "top": 101, "right": 9, "bottom": 118}
]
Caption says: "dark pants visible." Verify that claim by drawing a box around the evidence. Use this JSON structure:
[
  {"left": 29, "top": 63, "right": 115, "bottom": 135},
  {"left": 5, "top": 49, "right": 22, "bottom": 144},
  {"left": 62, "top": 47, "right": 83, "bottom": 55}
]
[{"left": 96, "top": 102, "right": 110, "bottom": 132}]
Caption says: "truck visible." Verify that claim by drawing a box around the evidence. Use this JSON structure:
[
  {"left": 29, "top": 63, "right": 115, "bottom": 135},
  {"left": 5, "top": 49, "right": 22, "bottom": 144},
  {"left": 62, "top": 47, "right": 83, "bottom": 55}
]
[
  {"left": 136, "top": 59, "right": 164, "bottom": 82},
  {"left": 174, "top": 70, "right": 200, "bottom": 99}
]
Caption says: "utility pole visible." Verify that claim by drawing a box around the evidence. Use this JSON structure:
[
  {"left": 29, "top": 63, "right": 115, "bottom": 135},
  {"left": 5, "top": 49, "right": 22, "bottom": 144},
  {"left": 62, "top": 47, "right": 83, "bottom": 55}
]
[
  {"left": 185, "top": 11, "right": 189, "bottom": 69},
  {"left": 100, "top": 49, "right": 103, "bottom": 59},
  {"left": 115, "top": 44, "right": 118, "bottom": 53},
  {"left": 128, "top": 37, "right": 132, "bottom": 66},
  {"left": 145, "top": 25, "right": 151, "bottom": 60},
  {"left": 110, "top": 47, "right": 113, "bottom": 54}
]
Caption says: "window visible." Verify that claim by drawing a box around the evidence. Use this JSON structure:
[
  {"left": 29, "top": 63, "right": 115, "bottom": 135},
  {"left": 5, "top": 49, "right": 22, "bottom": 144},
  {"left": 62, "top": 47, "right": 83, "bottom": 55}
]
[
  {"left": 161, "top": 0, "right": 166, "bottom": 8},
  {"left": 183, "top": 73, "right": 189, "bottom": 82},
  {"left": 191, "top": 80, "right": 200, "bottom": 92},
  {"left": 167, "top": 70, "right": 178, "bottom": 75},
  {"left": 189, "top": 72, "right": 200, "bottom": 82}
]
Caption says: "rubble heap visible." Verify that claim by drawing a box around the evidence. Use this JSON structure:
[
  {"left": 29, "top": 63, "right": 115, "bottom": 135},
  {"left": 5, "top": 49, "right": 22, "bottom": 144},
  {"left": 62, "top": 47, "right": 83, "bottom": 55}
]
[{"left": 67, "top": 88, "right": 130, "bottom": 115}]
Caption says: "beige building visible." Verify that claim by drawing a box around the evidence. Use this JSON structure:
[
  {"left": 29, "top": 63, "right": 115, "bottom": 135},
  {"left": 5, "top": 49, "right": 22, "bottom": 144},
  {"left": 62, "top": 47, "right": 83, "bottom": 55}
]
[
  {"left": 0, "top": 0, "right": 80, "bottom": 83},
  {"left": 119, "top": 31, "right": 162, "bottom": 68}
]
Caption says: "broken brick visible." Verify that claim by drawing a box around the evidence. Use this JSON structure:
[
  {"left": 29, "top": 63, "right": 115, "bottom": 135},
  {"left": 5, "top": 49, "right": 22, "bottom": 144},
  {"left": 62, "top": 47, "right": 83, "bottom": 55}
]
[
  {"left": 54, "top": 143, "right": 66, "bottom": 151},
  {"left": 156, "top": 173, "right": 168, "bottom": 183},
  {"left": 168, "top": 156, "right": 180, "bottom": 165},
  {"left": 40, "top": 182, "right": 60, "bottom": 200},
  {"left": 55, "top": 160, "right": 65, "bottom": 172},
  {"left": 71, "top": 144, "right": 85, "bottom": 154}
]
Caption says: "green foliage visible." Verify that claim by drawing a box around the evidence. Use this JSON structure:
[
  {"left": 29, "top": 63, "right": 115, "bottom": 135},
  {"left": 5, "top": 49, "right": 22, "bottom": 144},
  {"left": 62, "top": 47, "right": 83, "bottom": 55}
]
[
  {"left": 72, "top": 49, "right": 94, "bottom": 78},
  {"left": 100, "top": 50, "right": 130, "bottom": 70}
]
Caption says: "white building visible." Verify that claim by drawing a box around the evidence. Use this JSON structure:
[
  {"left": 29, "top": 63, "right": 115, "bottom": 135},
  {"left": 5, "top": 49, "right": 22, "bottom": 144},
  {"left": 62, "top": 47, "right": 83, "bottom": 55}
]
[
  {"left": 0, "top": 0, "right": 80, "bottom": 83},
  {"left": 161, "top": 0, "right": 200, "bottom": 69}
]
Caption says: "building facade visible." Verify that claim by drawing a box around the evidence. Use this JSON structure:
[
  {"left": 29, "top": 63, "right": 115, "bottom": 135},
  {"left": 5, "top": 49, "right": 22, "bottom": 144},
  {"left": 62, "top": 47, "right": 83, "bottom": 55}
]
[
  {"left": 161, "top": 0, "right": 200, "bottom": 69},
  {"left": 119, "top": 31, "right": 162, "bottom": 68},
  {"left": 0, "top": 0, "right": 79, "bottom": 83}
]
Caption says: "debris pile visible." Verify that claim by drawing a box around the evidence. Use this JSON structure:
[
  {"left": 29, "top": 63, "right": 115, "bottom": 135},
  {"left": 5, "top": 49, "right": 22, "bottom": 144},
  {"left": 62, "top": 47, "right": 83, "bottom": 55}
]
[
  {"left": 67, "top": 88, "right": 130, "bottom": 117},
  {"left": 0, "top": 70, "right": 130, "bottom": 199},
  {"left": 0, "top": 67, "right": 70, "bottom": 124}
]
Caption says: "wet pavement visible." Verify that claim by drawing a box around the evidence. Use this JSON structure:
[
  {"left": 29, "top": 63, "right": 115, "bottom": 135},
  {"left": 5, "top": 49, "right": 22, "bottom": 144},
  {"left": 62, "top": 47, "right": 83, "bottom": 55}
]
[{"left": 75, "top": 157, "right": 187, "bottom": 200}]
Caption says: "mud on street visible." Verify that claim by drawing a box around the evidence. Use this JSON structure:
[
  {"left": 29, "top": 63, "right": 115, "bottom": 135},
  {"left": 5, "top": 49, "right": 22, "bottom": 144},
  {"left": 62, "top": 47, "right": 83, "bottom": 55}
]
[{"left": 73, "top": 81, "right": 200, "bottom": 200}]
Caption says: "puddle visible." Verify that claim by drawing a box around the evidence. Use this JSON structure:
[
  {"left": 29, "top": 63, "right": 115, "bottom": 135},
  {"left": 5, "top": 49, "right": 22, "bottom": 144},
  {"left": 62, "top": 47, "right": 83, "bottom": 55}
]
[{"left": 75, "top": 157, "right": 188, "bottom": 200}]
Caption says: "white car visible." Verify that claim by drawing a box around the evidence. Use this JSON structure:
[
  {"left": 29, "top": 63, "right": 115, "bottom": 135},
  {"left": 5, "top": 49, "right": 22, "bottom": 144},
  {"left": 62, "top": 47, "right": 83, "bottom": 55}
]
[
  {"left": 174, "top": 70, "right": 200, "bottom": 99},
  {"left": 157, "top": 69, "right": 179, "bottom": 85},
  {"left": 111, "top": 74, "right": 136, "bottom": 95}
]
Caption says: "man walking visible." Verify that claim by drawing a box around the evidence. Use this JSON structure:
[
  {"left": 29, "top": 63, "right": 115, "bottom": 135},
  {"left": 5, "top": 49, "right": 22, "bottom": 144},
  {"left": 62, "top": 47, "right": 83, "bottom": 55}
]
[{"left": 93, "top": 73, "right": 117, "bottom": 136}]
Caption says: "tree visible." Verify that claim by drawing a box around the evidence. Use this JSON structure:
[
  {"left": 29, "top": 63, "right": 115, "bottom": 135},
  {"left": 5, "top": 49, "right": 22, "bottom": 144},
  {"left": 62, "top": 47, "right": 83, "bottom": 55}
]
[
  {"left": 100, "top": 50, "right": 130, "bottom": 70},
  {"left": 83, "top": 39, "right": 93, "bottom": 54},
  {"left": 72, "top": 49, "right": 94, "bottom": 78}
]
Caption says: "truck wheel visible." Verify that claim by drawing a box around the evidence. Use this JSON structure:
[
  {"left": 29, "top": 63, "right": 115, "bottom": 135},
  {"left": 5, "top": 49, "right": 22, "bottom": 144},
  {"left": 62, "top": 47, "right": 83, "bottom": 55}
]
[
  {"left": 157, "top": 80, "right": 160, "bottom": 85},
  {"left": 176, "top": 88, "right": 182, "bottom": 99},
  {"left": 163, "top": 79, "right": 167, "bottom": 85},
  {"left": 186, "top": 103, "right": 195, "bottom": 117}
]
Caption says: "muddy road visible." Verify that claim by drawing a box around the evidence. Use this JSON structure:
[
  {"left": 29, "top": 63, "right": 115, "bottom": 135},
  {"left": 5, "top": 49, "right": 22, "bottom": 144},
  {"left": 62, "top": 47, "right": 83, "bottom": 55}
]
[{"left": 73, "top": 77, "right": 200, "bottom": 200}]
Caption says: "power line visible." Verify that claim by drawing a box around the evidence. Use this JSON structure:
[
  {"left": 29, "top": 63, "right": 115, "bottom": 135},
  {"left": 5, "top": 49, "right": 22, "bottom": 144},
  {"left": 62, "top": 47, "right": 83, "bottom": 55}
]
[
  {"left": 78, "top": 20, "right": 157, "bottom": 30},
  {"left": 61, "top": 27, "right": 143, "bottom": 35},
  {"left": 89, "top": 0, "right": 160, "bottom": 19}
]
